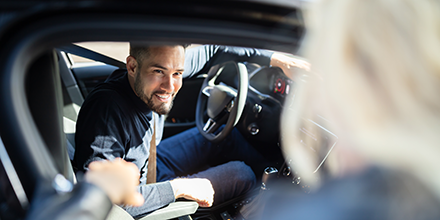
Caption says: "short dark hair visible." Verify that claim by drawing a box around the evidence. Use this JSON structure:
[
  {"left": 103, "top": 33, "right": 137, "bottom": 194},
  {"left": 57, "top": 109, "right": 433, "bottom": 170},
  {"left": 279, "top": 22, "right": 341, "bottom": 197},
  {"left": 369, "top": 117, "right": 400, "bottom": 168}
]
[{"left": 129, "top": 42, "right": 189, "bottom": 68}]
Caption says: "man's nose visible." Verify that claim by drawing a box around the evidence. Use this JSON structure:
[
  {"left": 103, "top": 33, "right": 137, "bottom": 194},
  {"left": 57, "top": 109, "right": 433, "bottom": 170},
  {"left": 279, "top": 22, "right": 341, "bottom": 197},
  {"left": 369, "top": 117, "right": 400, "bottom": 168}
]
[{"left": 160, "top": 75, "right": 174, "bottom": 93}]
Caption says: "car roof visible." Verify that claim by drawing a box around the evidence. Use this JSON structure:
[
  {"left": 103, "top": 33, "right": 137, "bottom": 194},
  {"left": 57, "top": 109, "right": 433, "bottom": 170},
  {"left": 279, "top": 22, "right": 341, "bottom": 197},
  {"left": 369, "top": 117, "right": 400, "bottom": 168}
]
[{"left": 0, "top": 1, "right": 304, "bottom": 52}]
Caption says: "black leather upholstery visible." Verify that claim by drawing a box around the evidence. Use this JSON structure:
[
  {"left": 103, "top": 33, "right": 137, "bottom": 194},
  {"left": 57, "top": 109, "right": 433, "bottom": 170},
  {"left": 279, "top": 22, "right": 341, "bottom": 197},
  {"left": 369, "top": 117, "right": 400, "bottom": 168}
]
[{"left": 26, "top": 50, "right": 75, "bottom": 183}]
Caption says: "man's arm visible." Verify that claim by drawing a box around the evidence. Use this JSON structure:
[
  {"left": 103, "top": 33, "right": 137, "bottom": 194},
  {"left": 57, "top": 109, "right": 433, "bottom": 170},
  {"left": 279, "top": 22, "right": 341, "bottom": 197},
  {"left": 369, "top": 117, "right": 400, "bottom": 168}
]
[
  {"left": 183, "top": 45, "right": 310, "bottom": 81},
  {"left": 124, "top": 178, "right": 215, "bottom": 218},
  {"left": 74, "top": 91, "right": 177, "bottom": 216},
  {"left": 183, "top": 45, "right": 274, "bottom": 78},
  {"left": 270, "top": 52, "right": 310, "bottom": 81},
  {"left": 123, "top": 182, "right": 176, "bottom": 217},
  {"left": 74, "top": 92, "right": 128, "bottom": 170}
]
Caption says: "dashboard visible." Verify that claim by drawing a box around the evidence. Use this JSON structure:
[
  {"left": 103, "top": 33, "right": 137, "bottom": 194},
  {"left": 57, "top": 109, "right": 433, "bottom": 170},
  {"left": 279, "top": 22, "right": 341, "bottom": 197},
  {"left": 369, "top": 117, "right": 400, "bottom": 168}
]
[
  {"left": 213, "top": 62, "right": 337, "bottom": 191},
  {"left": 248, "top": 66, "right": 294, "bottom": 105},
  {"left": 214, "top": 63, "right": 294, "bottom": 106},
  {"left": 246, "top": 65, "right": 337, "bottom": 175},
  {"left": 213, "top": 62, "right": 337, "bottom": 181},
  {"left": 271, "top": 71, "right": 293, "bottom": 100}
]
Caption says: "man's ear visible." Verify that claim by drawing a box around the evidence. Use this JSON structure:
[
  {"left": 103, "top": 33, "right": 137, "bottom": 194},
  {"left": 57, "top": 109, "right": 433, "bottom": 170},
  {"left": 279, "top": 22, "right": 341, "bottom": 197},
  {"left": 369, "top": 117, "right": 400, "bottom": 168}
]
[{"left": 126, "top": 56, "right": 138, "bottom": 77}]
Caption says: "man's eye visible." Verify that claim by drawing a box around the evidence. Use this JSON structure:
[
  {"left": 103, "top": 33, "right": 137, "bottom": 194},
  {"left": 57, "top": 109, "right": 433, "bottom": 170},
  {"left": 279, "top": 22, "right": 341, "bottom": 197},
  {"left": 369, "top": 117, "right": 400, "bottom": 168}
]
[
  {"left": 154, "top": 69, "right": 163, "bottom": 74},
  {"left": 174, "top": 72, "right": 183, "bottom": 76}
]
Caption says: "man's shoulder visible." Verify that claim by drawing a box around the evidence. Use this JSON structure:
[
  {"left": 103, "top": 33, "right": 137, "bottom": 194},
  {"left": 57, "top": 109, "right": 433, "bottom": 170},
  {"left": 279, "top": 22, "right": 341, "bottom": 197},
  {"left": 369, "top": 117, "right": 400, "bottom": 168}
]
[
  {"left": 85, "top": 85, "right": 125, "bottom": 105},
  {"left": 80, "top": 81, "right": 131, "bottom": 118},
  {"left": 84, "top": 73, "right": 129, "bottom": 105}
]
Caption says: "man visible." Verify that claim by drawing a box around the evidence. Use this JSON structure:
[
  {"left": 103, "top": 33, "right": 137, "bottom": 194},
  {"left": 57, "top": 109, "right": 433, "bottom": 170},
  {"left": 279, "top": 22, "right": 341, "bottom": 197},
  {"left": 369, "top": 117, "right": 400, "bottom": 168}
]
[{"left": 74, "top": 44, "right": 303, "bottom": 217}]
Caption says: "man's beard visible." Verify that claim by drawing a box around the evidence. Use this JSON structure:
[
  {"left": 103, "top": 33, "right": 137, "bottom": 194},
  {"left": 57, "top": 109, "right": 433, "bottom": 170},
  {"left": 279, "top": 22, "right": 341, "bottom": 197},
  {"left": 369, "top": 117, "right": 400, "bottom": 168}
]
[{"left": 134, "top": 72, "right": 174, "bottom": 115}]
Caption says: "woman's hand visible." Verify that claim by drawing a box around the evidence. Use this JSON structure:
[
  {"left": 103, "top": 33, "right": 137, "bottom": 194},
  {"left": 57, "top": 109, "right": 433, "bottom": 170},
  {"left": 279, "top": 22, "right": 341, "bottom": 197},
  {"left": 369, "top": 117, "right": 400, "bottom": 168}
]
[{"left": 85, "top": 158, "right": 144, "bottom": 206}]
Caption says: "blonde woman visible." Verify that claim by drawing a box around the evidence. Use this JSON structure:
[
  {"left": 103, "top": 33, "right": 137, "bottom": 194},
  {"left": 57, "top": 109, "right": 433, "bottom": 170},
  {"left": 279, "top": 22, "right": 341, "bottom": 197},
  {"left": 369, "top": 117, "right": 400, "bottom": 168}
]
[{"left": 261, "top": 0, "right": 440, "bottom": 219}]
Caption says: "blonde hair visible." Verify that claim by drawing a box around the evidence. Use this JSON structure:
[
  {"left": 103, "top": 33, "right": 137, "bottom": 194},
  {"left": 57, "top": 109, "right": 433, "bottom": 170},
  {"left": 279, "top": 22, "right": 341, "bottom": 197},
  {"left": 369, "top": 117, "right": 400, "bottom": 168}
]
[{"left": 282, "top": 0, "right": 440, "bottom": 197}]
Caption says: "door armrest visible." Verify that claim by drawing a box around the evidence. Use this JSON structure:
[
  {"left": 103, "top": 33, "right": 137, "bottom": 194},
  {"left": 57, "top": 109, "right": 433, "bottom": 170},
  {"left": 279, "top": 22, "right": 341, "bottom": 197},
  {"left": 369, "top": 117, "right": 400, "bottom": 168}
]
[{"left": 138, "top": 201, "right": 198, "bottom": 220}]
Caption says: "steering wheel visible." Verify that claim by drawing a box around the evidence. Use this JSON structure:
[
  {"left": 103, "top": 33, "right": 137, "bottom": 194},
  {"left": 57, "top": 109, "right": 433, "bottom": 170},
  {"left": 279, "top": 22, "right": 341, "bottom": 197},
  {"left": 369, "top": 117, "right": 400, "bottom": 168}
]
[{"left": 196, "top": 61, "right": 248, "bottom": 143}]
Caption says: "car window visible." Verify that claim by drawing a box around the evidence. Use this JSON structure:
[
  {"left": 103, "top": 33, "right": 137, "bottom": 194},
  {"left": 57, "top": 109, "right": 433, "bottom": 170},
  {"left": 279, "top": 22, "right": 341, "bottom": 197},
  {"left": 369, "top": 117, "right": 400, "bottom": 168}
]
[
  {"left": 69, "top": 41, "right": 129, "bottom": 64},
  {"left": 68, "top": 42, "right": 203, "bottom": 65}
]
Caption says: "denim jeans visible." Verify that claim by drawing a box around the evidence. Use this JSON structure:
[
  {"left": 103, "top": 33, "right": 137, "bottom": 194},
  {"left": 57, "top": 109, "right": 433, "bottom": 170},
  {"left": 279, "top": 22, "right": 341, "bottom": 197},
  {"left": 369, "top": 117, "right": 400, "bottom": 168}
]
[{"left": 156, "top": 127, "right": 272, "bottom": 205}]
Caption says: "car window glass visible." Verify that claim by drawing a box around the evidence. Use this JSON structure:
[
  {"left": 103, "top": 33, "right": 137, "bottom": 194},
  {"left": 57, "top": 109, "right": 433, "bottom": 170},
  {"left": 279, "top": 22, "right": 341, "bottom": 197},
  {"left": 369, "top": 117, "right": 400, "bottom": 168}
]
[
  {"left": 69, "top": 41, "right": 129, "bottom": 64},
  {"left": 67, "top": 42, "right": 203, "bottom": 64}
]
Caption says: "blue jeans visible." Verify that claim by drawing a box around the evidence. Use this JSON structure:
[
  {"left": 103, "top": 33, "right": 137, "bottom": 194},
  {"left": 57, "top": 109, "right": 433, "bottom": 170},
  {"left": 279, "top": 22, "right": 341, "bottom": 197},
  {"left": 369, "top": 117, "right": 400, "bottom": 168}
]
[{"left": 156, "top": 127, "right": 271, "bottom": 205}]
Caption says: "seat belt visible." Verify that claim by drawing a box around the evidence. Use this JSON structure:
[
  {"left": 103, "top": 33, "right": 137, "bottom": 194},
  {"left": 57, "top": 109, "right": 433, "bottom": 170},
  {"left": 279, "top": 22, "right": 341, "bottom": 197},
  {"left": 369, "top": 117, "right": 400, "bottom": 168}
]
[
  {"left": 57, "top": 44, "right": 126, "bottom": 69},
  {"left": 147, "top": 114, "right": 157, "bottom": 184}
]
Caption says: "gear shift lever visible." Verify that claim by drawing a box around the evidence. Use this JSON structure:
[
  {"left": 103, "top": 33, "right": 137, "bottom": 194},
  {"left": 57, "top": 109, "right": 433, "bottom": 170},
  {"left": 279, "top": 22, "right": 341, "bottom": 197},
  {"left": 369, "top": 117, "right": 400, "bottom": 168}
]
[
  {"left": 261, "top": 167, "right": 278, "bottom": 190},
  {"left": 240, "top": 167, "right": 279, "bottom": 219}
]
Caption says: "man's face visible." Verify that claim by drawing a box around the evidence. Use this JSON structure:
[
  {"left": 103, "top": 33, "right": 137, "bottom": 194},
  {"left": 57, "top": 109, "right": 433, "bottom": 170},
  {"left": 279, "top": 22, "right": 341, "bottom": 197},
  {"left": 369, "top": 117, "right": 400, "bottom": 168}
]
[{"left": 132, "top": 46, "right": 184, "bottom": 115}]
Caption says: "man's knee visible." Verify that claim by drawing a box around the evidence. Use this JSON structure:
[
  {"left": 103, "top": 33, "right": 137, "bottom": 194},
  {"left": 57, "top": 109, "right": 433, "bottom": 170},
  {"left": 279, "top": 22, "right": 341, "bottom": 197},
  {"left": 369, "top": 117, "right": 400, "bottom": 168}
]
[{"left": 222, "top": 161, "right": 256, "bottom": 190}]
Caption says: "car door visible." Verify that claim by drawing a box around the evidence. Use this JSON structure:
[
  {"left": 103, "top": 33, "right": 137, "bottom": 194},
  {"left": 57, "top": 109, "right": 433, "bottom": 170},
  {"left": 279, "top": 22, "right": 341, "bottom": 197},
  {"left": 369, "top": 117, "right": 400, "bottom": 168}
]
[{"left": 0, "top": 1, "right": 303, "bottom": 219}]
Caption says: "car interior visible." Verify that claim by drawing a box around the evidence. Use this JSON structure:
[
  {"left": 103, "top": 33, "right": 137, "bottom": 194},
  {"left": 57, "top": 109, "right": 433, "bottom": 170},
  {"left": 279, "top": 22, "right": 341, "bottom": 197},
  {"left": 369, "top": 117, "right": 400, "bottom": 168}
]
[
  {"left": 58, "top": 42, "right": 292, "bottom": 220},
  {"left": 0, "top": 2, "right": 338, "bottom": 220}
]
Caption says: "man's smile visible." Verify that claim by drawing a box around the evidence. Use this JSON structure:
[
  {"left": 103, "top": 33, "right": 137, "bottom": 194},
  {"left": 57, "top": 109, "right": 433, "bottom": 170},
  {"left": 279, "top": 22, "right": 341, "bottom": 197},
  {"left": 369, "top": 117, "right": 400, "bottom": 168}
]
[{"left": 154, "top": 93, "right": 173, "bottom": 102}]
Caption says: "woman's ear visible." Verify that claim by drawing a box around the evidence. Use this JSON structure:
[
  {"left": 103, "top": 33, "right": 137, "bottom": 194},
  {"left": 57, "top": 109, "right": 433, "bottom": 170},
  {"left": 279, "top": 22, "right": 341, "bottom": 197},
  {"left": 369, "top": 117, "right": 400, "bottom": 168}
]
[{"left": 126, "top": 56, "right": 138, "bottom": 77}]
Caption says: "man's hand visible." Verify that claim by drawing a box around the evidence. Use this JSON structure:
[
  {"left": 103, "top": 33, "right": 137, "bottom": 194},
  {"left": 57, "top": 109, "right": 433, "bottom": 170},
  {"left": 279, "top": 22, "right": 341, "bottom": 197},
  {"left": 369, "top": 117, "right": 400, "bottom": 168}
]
[
  {"left": 270, "top": 52, "right": 310, "bottom": 81},
  {"left": 85, "top": 158, "right": 144, "bottom": 207},
  {"left": 169, "top": 178, "right": 214, "bottom": 207}
]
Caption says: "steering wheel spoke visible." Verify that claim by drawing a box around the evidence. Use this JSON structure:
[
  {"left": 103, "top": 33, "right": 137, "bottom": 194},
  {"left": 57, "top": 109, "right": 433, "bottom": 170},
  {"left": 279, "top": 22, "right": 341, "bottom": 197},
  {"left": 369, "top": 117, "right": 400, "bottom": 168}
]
[
  {"left": 202, "top": 86, "right": 214, "bottom": 97},
  {"left": 203, "top": 118, "right": 218, "bottom": 134},
  {"left": 226, "top": 100, "right": 234, "bottom": 112}
]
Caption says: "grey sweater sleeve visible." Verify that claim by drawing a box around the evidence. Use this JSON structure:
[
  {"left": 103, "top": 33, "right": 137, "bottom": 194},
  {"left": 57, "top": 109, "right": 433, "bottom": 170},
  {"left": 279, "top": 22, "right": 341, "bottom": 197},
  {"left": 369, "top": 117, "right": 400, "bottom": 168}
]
[
  {"left": 122, "top": 181, "right": 175, "bottom": 218},
  {"left": 183, "top": 45, "right": 274, "bottom": 78}
]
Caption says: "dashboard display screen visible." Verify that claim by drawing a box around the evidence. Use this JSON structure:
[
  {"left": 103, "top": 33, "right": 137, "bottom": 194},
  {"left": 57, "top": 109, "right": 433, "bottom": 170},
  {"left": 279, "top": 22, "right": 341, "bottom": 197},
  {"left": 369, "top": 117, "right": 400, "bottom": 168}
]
[
  {"left": 272, "top": 75, "right": 293, "bottom": 98},
  {"left": 298, "top": 117, "right": 338, "bottom": 173},
  {"left": 248, "top": 66, "right": 294, "bottom": 104}
]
